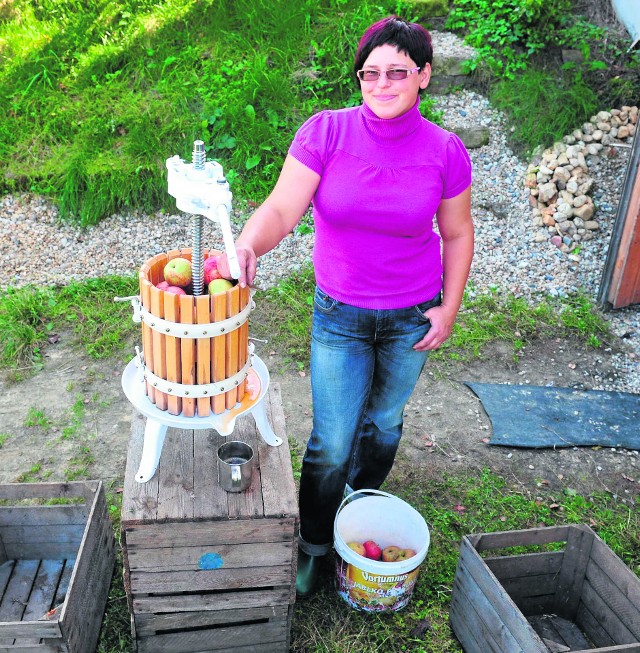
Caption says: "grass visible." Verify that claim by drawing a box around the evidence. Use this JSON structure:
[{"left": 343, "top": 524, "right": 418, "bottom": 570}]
[
  {"left": 489, "top": 67, "right": 600, "bottom": 156},
  {"left": 253, "top": 264, "right": 612, "bottom": 370},
  {"left": 0, "top": 275, "right": 138, "bottom": 380},
  {"left": 286, "top": 467, "right": 639, "bottom": 652},
  {"left": 0, "top": 0, "right": 440, "bottom": 225}
]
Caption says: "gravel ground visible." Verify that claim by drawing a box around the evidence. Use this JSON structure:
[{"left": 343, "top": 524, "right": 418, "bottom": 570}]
[{"left": 1, "top": 31, "right": 638, "bottom": 393}]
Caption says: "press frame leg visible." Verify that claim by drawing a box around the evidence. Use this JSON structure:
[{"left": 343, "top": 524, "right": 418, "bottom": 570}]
[
  {"left": 251, "top": 398, "right": 283, "bottom": 447},
  {"left": 136, "top": 419, "right": 168, "bottom": 483}
]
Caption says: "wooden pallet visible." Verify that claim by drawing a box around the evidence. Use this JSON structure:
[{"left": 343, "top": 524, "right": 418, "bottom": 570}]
[
  {"left": 140, "top": 248, "right": 250, "bottom": 417},
  {"left": 121, "top": 383, "right": 299, "bottom": 653},
  {"left": 0, "top": 481, "right": 115, "bottom": 653},
  {"left": 450, "top": 525, "right": 640, "bottom": 653}
]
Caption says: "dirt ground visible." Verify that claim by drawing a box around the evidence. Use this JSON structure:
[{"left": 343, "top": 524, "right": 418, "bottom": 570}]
[{"left": 1, "top": 324, "right": 638, "bottom": 510}]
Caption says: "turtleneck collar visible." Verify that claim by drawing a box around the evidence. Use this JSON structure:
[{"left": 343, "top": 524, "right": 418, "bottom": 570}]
[{"left": 358, "top": 97, "right": 423, "bottom": 143}]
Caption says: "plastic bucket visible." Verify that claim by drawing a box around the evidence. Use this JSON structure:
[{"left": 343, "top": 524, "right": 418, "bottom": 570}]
[{"left": 333, "top": 489, "right": 430, "bottom": 612}]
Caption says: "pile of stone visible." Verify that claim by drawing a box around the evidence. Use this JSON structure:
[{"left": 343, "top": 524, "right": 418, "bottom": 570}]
[{"left": 527, "top": 106, "right": 638, "bottom": 253}]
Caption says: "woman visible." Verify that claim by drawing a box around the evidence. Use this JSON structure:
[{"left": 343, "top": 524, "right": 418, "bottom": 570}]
[{"left": 218, "top": 15, "right": 473, "bottom": 597}]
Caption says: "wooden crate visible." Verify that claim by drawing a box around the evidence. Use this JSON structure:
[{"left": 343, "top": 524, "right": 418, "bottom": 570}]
[
  {"left": 139, "top": 248, "right": 251, "bottom": 417},
  {"left": 0, "top": 481, "right": 116, "bottom": 653},
  {"left": 450, "top": 525, "right": 640, "bottom": 653},
  {"left": 121, "top": 383, "right": 299, "bottom": 653}
]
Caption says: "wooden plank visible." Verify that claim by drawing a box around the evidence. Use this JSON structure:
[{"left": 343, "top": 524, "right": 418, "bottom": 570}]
[
  {"left": 129, "top": 565, "right": 293, "bottom": 595},
  {"left": 192, "top": 430, "right": 227, "bottom": 521},
  {"left": 452, "top": 558, "right": 535, "bottom": 653},
  {"left": 227, "top": 413, "right": 263, "bottom": 520},
  {"left": 124, "top": 517, "right": 295, "bottom": 547},
  {"left": 485, "top": 550, "right": 563, "bottom": 580},
  {"left": 140, "top": 275, "right": 156, "bottom": 404},
  {"left": 609, "top": 147, "right": 640, "bottom": 308},
  {"left": 589, "top": 536, "right": 640, "bottom": 636},
  {"left": 236, "top": 285, "right": 250, "bottom": 404},
  {"left": 0, "top": 505, "right": 88, "bottom": 528},
  {"left": 0, "top": 525, "right": 83, "bottom": 560},
  {"left": 528, "top": 614, "right": 569, "bottom": 650},
  {"left": 574, "top": 646, "right": 640, "bottom": 653},
  {"left": 211, "top": 290, "right": 227, "bottom": 415},
  {"left": 196, "top": 294, "right": 212, "bottom": 417},
  {"left": 474, "top": 526, "right": 571, "bottom": 552},
  {"left": 450, "top": 573, "right": 516, "bottom": 653},
  {"left": 225, "top": 285, "right": 240, "bottom": 410},
  {"left": 132, "top": 587, "right": 291, "bottom": 615},
  {"left": 258, "top": 384, "right": 298, "bottom": 520},
  {"left": 579, "top": 577, "right": 638, "bottom": 645},
  {"left": 551, "top": 615, "right": 592, "bottom": 650},
  {"left": 150, "top": 284, "right": 168, "bottom": 411},
  {"left": 577, "top": 600, "right": 617, "bottom": 648},
  {"left": 163, "top": 288, "right": 182, "bottom": 416},
  {"left": 0, "top": 562, "right": 13, "bottom": 599},
  {"left": 513, "top": 594, "right": 557, "bottom": 617},
  {"left": 17, "top": 559, "right": 64, "bottom": 645},
  {"left": 155, "top": 428, "right": 194, "bottom": 522},
  {"left": 53, "top": 558, "right": 74, "bottom": 606},
  {"left": 449, "top": 599, "right": 489, "bottom": 653},
  {"left": 121, "top": 411, "right": 159, "bottom": 524},
  {"left": 0, "top": 643, "right": 63, "bottom": 652},
  {"left": 0, "top": 482, "right": 96, "bottom": 502},
  {"left": 126, "top": 540, "right": 293, "bottom": 572},
  {"left": 553, "top": 525, "right": 594, "bottom": 619},
  {"left": 179, "top": 293, "right": 196, "bottom": 417},
  {"left": 585, "top": 554, "right": 640, "bottom": 641},
  {"left": 136, "top": 619, "right": 288, "bottom": 653},
  {"left": 457, "top": 537, "right": 548, "bottom": 652},
  {"left": 58, "top": 481, "right": 115, "bottom": 653},
  {"left": 135, "top": 605, "right": 289, "bottom": 637},
  {"left": 0, "top": 559, "right": 39, "bottom": 645}
]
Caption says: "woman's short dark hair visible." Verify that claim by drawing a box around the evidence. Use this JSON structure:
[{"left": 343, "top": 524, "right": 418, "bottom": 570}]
[{"left": 353, "top": 15, "right": 433, "bottom": 78}]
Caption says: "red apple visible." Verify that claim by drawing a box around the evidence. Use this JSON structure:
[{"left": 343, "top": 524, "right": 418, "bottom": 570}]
[
  {"left": 347, "top": 541, "right": 366, "bottom": 557},
  {"left": 156, "top": 281, "right": 170, "bottom": 290},
  {"left": 203, "top": 256, "right": 221, "bottom": 285},
  {"left": 208, "top": 278, "right": 233, "bottom": 295},
  {"left": 164, "top": 257, "right": 192, "bottom": 287},
  {"left": 397, "top": 548, "right": 416, "bottom": 561},
  {"left": 363, "top": 540, "right": 382, "bottom": 561},
  {"left": 382, "top": 545, "right": 401, "bottom": 562},
  {"left": 164, "top": 286, "right": 187, "bottom": 295}
]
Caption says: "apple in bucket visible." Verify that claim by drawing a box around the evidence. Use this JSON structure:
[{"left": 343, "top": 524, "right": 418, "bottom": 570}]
[
  {"left": 347, "top": 541, "right": 366, "bottom": 556},
  {"left": 164, "top": 257, "right": 192, "bottom": 287}
]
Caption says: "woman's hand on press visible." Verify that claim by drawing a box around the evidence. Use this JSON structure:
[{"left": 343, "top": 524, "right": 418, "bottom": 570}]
[
  {"left": 217, "top": 245, "right": 257, "bottom": 288},
  {"left": 413, "top": 304, "right": 457, "bottom": 351}
]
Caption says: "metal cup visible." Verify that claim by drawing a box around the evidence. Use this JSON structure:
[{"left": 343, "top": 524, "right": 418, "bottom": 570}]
[{"left": 217, "top": 441, "right": 254, "bottom": 493}]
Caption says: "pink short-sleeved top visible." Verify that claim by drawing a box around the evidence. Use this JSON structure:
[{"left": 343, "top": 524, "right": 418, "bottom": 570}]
[{"left": 288, "top": 99, "right": 472, "bottom": 309}]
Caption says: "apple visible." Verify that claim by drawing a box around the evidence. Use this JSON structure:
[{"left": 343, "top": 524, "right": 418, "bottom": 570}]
[
  {"left": 164, "top": 285, "right": 186, "bottom": 295},
  {"left": 203, "top": 256, "right": 221, "bottom": 285},
  {"left": 347, "top": 541, "right": 366, "bottom": 557},
  {"left": 156, "top": 281, "right": 170, "bottom": 290},
  {"left": 363, "top": 540, "right": 382, "bottom": 561},
  {"left": 396, "top": 548, "right": 416, "bottom": 561},
  {"left": 208, "top": 278, "right": 233, "bottom": 295},
  {"left": 382, "top": 545, "right": 401, "bottom": 562},
  {"left": 164, "top": 257, "right": 192, "bottom": 287}
]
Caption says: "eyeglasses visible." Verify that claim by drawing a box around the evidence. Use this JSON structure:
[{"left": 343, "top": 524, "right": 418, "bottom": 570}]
[{"left": 356, "top": 67, "right": 421, "bottom": 82}]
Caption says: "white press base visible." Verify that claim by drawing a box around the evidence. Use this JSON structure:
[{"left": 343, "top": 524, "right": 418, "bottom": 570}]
[{"left": 121, "top": 354, "right": 282, "bottom": 483}]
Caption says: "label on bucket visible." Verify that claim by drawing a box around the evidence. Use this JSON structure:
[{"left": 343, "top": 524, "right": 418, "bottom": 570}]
[{"left": 336, "top": 555, "right": 420, "bottom": 612}]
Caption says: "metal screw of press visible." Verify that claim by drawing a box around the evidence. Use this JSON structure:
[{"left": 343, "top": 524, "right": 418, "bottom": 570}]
[{"left": 191, "top": 140, "right": 206, "bottom": 296}]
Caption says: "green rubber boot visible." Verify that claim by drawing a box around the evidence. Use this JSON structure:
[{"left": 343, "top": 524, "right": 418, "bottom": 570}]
[{"left": 296, "top": 549, "right": 321, "bottom": 598}]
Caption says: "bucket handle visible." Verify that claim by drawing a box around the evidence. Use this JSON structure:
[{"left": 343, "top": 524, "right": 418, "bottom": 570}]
[{"left": 336, "top": 488, "right": 397, "bottom": 519}]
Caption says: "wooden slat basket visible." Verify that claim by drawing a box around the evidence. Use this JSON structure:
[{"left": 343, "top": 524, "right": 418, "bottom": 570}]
[
  {"left": 450, "top": 524, "right": 640, "bottom": 653},
  {"left": 139, "top": 248, "right": 251, "bottom": 417},
  {"left": 121, "top": 384, "right": 299, "bottom": 653},
  {"left": 0, "top": 481, "right": 115, "bottom": 653}
]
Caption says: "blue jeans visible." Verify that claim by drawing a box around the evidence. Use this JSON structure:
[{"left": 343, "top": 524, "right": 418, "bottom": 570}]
[{"left": 298, "top": 287, "right": 440, "bottom": 555}]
